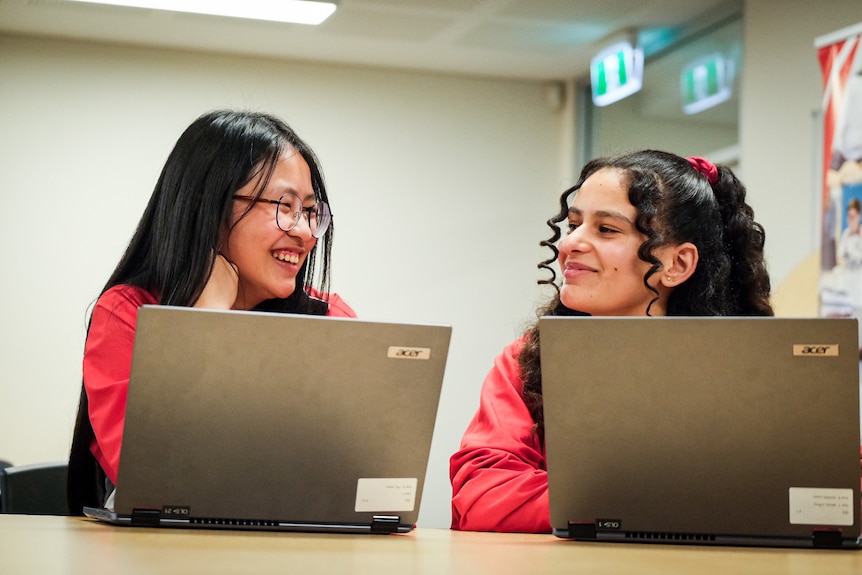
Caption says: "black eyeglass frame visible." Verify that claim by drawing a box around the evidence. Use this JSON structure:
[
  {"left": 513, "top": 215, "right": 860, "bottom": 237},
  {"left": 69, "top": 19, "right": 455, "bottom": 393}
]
[{"left": 233, "top": 192, "right": 331, "bottom": 239}]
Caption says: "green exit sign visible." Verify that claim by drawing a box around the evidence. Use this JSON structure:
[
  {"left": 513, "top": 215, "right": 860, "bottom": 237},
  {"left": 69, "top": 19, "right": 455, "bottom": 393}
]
[
  {"left": 590, "top": 41, "right": 644, "bottom": 107},
  {"left": 681, "top": 53, "right": 733, "bottom": 114}
]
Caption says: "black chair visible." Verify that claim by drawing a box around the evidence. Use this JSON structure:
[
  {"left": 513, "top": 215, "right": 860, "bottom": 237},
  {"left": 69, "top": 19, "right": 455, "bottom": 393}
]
[
  {"left": 0, "top": 460, "right": 11, "bottom": 507},
  {"left": 0, "top": 461, "right": 69, "bottom": 515}
]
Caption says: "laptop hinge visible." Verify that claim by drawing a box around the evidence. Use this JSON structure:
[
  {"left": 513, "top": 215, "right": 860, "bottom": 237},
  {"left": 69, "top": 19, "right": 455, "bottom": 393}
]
[
  {"left": 370, "top": 515, "right": 401, "bottom": 535},
  {"left": 567, "top": 521, "right": 597, "bottom": 540},
  {"left": 812, "top": 529, "right": 843, "bottom": 548},
  {"left": 130, "top": 508, "right": 162, "bottom": 528}
]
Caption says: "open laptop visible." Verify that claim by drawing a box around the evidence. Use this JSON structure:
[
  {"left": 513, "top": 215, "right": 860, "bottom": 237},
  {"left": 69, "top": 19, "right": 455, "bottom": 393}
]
[
  {"left": 539, "top": 316, "right": 862, "bottom": 549},
  {"left": 84, "top": 305, "right": 451, "bottom": 534}
]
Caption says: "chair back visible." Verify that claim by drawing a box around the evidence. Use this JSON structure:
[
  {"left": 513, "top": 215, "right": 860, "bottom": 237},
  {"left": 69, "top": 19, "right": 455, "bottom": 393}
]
[{"left": 0, "top": 461, "right": 69, "bottom": 515}]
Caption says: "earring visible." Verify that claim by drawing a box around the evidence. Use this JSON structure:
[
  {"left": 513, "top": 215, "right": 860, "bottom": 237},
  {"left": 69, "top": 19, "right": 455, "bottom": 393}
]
[{"left": 666, "top": 276, "right": 673, "bottom": 283}]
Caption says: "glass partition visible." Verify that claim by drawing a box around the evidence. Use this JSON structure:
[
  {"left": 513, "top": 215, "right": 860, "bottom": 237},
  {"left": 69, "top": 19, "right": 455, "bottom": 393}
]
[{"left": 581, "top": 14, "right": 743, "bottom": 171}]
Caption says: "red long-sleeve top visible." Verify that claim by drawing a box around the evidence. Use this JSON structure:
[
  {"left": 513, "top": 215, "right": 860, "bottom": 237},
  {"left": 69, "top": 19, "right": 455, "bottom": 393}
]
[{"left": 449, "top": 337, "right": 552, "bottom": 533}]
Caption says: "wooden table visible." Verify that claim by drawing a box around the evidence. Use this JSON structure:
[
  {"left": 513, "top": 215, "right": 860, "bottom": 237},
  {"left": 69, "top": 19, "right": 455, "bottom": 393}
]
[{"left": 2, "top": 515, "right": 860, "bottom": 574}]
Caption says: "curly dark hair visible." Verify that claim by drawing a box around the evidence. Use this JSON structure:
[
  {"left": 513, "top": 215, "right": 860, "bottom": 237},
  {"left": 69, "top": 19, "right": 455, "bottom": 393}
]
[{"left": 520, "top": 150, "right": 773, "bottom": 431}]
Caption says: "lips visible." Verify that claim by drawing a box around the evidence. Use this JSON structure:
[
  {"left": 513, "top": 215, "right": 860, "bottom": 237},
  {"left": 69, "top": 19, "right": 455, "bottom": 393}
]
[{"left": 562, "top": 260, "right": 596, "bottom": 279}]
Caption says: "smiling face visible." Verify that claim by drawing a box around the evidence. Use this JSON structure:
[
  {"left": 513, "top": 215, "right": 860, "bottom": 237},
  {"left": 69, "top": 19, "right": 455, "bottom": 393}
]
[
  {"left": 557, "top": 167, "right": 669, "bottom": 316},
  {"left": 221, "top": 148, "right": 317, "bottom": 310}
]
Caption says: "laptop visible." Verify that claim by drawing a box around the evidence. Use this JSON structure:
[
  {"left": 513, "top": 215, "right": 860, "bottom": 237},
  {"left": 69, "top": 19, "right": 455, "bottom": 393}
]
[
  {"left": 84, "top": 305, "right": 451, "bottom": 534},
  {"left": 539, "top": 316, "right": 862, "bottom": 549}
]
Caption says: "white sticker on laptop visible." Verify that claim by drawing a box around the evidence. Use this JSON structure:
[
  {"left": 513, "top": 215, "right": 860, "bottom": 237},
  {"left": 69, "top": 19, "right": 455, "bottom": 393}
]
[
  {"left": 355, "top": 478, "right": 417, "bottom": 512},
  {"left": 789, "top": 487, "right": 854, "bottom": 526}
]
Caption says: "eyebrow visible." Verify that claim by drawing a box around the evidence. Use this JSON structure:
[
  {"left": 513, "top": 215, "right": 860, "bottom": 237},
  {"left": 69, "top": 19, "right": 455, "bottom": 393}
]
[
  {"left": 269, "top": 185, "right": 317, "bottom": 204},
  {"left": 568, "top": 207, "right": 634, "bottom": 226}
]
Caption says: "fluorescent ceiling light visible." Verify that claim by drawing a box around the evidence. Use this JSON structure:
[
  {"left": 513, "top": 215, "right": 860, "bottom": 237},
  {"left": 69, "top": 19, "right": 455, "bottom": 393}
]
[{"left": 65, "top": 0, "right": 337, "bottom": 25}]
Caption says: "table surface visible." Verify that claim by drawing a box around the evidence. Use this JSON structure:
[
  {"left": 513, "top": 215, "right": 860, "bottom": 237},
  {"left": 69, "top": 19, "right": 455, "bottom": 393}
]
[{"left": 2, "top": 515, "right": 861, "bottom": 574}]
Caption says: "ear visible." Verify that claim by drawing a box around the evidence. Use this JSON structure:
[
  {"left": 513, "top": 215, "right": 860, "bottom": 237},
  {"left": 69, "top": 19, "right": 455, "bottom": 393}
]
[{"left": 660, "top": 242, "right": 699, "bottom": 287}]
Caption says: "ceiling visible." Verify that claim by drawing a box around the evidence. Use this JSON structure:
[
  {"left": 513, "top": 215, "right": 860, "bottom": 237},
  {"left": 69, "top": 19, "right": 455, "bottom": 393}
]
[{"left": 0, "top": 0, "right": 741, "bottom": 81}]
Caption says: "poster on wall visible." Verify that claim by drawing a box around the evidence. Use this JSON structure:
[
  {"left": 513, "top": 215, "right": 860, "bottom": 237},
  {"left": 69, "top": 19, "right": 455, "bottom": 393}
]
[{"left": 817, "top": 22, "right": 862, "bottom": 357}]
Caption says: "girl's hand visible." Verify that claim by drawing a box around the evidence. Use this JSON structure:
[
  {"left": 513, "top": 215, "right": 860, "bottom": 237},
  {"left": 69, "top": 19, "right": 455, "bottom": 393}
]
[{"left": 193, "top": 253, "right": 239, "bottom": 309}]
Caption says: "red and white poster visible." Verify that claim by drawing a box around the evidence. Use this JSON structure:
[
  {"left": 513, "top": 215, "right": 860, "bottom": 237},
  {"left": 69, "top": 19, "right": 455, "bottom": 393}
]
[{"left": 817, "top": 23, "right": 862, "bottom": 338}]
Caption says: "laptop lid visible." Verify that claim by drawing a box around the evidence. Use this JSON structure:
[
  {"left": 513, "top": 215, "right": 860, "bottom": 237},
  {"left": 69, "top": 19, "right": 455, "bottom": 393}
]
[
  {"left": 94, "top": 305, "right": 451, "bottom": 534},
  {"left": 539, "top": 316, "right": 861, "bottom": 548}
]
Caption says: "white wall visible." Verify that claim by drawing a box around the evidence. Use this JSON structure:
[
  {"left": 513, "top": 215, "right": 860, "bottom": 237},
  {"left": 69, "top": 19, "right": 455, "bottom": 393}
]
[
  {"left": 0, "top": 34, "right": 570, "bottom": 528},
  {"left": 741, "top": 0, "right": 861, "bottom": 287}
]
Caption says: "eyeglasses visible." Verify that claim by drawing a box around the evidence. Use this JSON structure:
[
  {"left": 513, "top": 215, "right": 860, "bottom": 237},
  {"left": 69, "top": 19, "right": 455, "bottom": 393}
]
[{"left": 234, "top": 192, "right": 331, "bottom": 238}]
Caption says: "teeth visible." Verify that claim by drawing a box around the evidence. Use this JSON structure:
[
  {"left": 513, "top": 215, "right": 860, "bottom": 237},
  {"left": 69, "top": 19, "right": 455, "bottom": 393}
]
[{"left": 273, "top": 252, "right": 300, "bottom": 264}]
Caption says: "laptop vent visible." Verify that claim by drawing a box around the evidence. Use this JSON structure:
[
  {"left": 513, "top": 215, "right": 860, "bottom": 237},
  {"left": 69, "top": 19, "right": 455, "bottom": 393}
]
[
  {"left": 625, "top": 531, "right": 717, "bottom": 542},
  {"left": 190, "top": 517, "right": 280, "bottom": 527}
]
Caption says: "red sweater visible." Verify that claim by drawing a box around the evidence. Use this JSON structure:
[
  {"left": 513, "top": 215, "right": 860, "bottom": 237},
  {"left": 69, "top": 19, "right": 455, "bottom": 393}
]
[
  {"left": 83, "top": 285, "right": 356, "bottom": 483},
  {"left": 449, "top": 337, "right": 552, "bottom": 533}
]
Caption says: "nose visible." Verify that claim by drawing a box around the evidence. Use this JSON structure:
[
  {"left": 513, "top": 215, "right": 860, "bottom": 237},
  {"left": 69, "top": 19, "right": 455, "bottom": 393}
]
[
  {"left": 559, "top": 224, "right": 589, "bottom": 253},
  {"left": 286, "top": 212, "right": 314, "bottom": 240}
]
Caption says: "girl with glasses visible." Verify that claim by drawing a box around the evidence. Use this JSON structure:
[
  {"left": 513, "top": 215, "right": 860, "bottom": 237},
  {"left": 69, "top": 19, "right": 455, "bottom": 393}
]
[{"left": 67, "top": 110, "right": 355, "bottom": 514}]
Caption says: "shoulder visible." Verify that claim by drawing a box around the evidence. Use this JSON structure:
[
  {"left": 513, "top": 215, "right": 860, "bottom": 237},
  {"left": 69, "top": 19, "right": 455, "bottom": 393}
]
[
  {"left": 505, "top": 335, "right": 527, "bottom": 355},
  {"left": 324, "top": 293, "right": 357, "bottom": 318},
  {"left": 498, "top": 336, "right": 527, "bottom": 364},
  {"left": 305, "top": 287, "right": 357, "bottom": 318},
  {"left": 484, "top": 336, "right": 529, "bottom": 394},
  {"left": 87, "top": 286, "right": 159, "bottom": 347},
  {"left": 95, "top": 285, "right": 159, "bottom": 312}
]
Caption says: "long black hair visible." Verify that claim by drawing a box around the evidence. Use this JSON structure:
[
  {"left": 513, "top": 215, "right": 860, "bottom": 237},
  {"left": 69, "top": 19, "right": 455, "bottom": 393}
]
[
  {"left": 67, "top": 110, "right": 335, "bottom": 514},
  {"left": 521, "top": 150, "right": 773, "bottom": 432}
]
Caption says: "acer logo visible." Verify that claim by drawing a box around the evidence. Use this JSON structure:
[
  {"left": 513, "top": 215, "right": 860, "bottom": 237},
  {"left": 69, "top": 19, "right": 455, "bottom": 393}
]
[
  {"left": 395, "top": 349, "right": 422, "bottom": 358},
  {"left": 802, "top": 346, "right": 829, "bottom": 354},
  {"left": 387, "top": 346, "right": 431, "bottom": 360},
  {"left": 792, "top": 344, "right": 839, "bottom": 357}
]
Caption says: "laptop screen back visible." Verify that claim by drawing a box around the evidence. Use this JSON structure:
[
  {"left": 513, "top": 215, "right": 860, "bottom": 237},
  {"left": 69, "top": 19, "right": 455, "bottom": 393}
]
[{"left": 540, "top": 316, "right": 861, "bottom": 547}]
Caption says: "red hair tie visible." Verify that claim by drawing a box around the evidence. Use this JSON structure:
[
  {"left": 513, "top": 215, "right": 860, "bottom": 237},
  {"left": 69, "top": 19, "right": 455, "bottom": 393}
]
[{"left": 686, "top": 156, "right": 718, "bottom": 186}]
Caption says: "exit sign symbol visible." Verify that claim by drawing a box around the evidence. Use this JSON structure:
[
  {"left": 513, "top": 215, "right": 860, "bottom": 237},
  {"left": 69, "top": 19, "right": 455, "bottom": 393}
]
[
  {"left": 681, "top": 53, "right": 733, "bottom": 114},
  {"left": 590, "top": 41, "right": 644, "bottom": 107}
]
